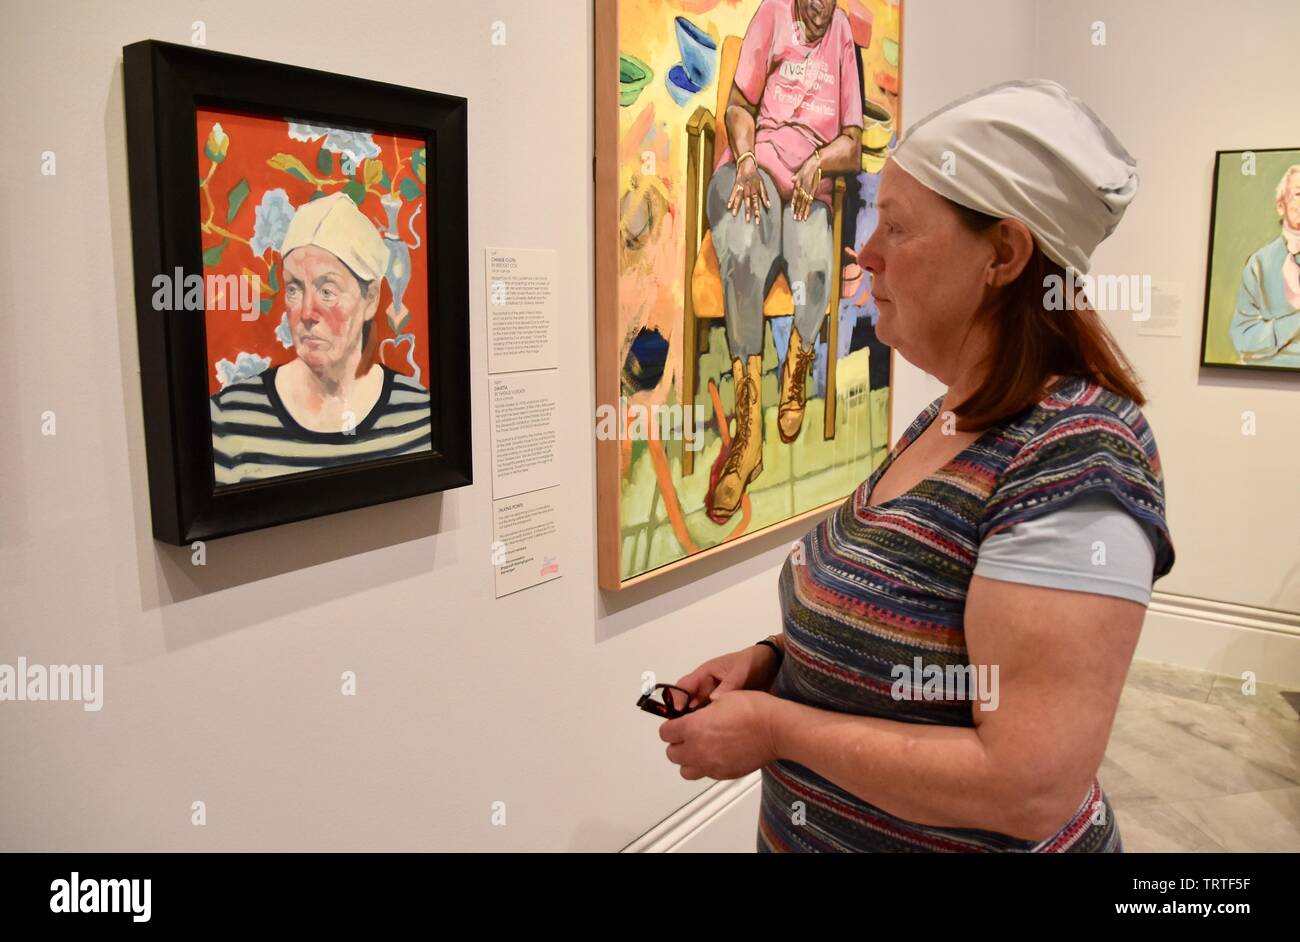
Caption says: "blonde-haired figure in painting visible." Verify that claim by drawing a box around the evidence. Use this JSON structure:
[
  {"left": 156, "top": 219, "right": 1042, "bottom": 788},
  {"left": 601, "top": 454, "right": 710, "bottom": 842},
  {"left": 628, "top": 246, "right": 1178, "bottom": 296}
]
[
  {"left": 1229, "top": 164, "right": 1300, "bottom": 367},
  {"left": 211, "top": 192, "right": 432, "bottom": 483},
  {"left": 707, "top": 0, "right": 864, "bottom": 520}
]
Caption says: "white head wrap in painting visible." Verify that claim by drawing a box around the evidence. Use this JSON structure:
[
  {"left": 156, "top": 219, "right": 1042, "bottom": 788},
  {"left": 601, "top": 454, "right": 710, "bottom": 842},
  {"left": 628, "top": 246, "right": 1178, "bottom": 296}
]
[{"left": 280, "top": 191, "right": 391, "bottom": 283}]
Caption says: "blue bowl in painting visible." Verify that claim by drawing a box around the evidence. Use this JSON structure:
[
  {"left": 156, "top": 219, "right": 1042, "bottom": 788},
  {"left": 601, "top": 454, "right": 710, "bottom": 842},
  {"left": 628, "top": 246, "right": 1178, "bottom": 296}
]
[
  {"left": 666, "top": 64, "right": 701, "bottom": 106},
  {"left": 675, "top": 16, "right": 717, "bottom": 88}
]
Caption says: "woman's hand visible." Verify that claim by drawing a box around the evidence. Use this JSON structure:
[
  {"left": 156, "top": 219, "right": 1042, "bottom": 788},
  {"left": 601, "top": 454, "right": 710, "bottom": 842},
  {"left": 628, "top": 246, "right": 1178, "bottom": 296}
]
[
  {"left": 673, "top": 644, "right": 780, "bottom": 708},
  {"left": 659, "top": 689, "right": 780, "bottom": 780},
  {"left": 727, "top": 157, "right": 770, "bottom": 224},
  {"left": 791, "top": 153, "right": 823, "bottom": 221}
]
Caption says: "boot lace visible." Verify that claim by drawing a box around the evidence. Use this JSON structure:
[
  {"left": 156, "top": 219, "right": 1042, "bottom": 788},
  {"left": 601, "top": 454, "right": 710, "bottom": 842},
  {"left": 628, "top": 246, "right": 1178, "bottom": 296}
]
[
  {"left": 723, "top": 372, "right": 759, "bottom": 477},
  {"left": 788, "top": 345, "right": 816, "bottom": 407}
]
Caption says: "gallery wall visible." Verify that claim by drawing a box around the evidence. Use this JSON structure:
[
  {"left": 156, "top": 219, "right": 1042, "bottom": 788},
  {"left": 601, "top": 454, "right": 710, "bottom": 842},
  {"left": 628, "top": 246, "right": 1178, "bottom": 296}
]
[
  {"left": 1032, "top": 0, "right": 1300, "bottom": 618},
  {"left": 1025, "top": 1, "right": 1300, "bottom": 686},
  {"left": 0, "top": 0, "right": 1293, "bottom": 853}
]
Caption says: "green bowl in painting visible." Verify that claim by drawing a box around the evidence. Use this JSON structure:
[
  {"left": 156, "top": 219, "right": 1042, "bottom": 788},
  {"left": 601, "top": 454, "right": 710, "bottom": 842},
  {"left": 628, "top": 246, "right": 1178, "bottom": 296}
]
[
  {"left": 882, "top": 37, "right": 899, "bottom": 67},
  {"left": 620, "top": 53, "right": 653, "bottom": 107}
]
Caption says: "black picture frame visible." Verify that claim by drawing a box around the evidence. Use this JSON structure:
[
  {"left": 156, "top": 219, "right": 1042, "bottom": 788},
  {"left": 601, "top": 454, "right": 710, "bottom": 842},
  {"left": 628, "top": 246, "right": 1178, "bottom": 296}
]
[
  {"left": 123, "top": 40, "right": 471, "bottom": 545},
  {"left": 1199, "top": 146, "right": 1300, "bottom": 374}
]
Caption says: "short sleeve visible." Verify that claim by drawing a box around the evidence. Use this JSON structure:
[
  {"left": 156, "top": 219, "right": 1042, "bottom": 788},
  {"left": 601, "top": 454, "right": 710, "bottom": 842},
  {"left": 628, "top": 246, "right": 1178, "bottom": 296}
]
[
  {"left": 974, "top": 492, "right": 1156, "bottom": 604},
  {"left": 979, "top": 404, "right": 1175, "bottom": 582},
  {"left": 734, "top": 1, "right": 777, "bottom": 105}
]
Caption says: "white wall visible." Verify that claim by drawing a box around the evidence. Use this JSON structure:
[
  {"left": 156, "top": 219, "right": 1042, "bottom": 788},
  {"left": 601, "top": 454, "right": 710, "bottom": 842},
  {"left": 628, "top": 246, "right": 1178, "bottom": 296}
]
[
  {"left": 1033, "top": 0, "right": 1300, "bottom": 616},
  {"left": 0, "top": 0, "right": 1294, "bottom": 854}
]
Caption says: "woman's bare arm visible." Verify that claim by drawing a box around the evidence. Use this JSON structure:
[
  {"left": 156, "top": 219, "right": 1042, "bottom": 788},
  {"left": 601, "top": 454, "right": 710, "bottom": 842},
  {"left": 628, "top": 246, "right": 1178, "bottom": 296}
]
[
  {"left": 814, "top": 125, "right": 862, "bottom": 175},
  {"left": 724, "top": 82, "right": 758, "bottom": 160},
  {"left": 764, "top": 577, "right": 1143, "bottom": 840}
]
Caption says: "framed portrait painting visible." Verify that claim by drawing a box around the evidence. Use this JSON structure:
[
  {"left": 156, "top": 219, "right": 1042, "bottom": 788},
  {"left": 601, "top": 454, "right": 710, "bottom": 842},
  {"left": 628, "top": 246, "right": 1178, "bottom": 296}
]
[
  {"left": 123, "top": 40, "right": 470, "bottom": 544},
  {"left": 1200, "top": 147, "right": 1300, "bottom": 372},
  {"left": 595, "top": 0, "right": 904, "bottom": 590}
]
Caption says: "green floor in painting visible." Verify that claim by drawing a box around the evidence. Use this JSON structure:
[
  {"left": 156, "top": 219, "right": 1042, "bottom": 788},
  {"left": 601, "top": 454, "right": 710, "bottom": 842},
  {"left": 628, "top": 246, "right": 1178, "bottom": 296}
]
[{"left": 620, "top": 326, "right": 890, "bottom": 581}]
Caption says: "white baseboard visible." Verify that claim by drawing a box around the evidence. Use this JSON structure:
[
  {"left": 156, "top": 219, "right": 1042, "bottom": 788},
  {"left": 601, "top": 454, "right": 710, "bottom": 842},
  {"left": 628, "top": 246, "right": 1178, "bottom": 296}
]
[
  {"left": 1139, "top": 592, "right": 1300, "bottom": 685},
  {"left": 622, "top": 774, "right": 761, "bottom": 853}
]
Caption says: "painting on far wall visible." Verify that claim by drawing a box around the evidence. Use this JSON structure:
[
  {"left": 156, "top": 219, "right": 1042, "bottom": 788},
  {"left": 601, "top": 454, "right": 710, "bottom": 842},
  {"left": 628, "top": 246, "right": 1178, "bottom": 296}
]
[
  {"left": 1201, "top": 147, "right": 1300, "bottom": 372},
  {"left": 595, "top": 0, "right": 903, "bottom": 590}
]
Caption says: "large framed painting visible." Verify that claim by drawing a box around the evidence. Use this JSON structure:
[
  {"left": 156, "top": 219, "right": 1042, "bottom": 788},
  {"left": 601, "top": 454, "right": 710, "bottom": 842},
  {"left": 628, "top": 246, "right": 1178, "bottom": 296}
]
[
  {"left": 595, "top": 0, "right": 904, "bottom": 590},
  {"left": 123, "top": 40, "right": 471, "bottom": 544},
  {"left": 1201, "top": 147, "right": 1300, "bottom": 373}
]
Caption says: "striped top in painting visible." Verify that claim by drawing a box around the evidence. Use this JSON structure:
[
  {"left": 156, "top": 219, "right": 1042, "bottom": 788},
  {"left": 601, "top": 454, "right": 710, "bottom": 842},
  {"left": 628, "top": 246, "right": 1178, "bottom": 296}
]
[
  {"left": 758, "top": 375, "right": 1175, "bottom": 852},
  {"left": 210, "top": 364, "right": 432, "bottom": 485}
]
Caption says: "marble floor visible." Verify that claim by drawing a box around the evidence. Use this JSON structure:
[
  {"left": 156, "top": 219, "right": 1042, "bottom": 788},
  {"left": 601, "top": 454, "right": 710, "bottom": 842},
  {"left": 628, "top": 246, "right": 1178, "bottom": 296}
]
[{"left": 1102, "top": 659, "right": 1300, "bottom": 852}]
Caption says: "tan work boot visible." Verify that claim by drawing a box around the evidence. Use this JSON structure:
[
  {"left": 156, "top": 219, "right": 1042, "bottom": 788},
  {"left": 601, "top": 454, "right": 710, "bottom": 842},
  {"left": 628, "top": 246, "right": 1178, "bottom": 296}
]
[
  {"left": 710, "top": 355, "right": 764, "bottom": 520},
  {"left": 778, "top": 326, "right": 817, "bottom": 443}
]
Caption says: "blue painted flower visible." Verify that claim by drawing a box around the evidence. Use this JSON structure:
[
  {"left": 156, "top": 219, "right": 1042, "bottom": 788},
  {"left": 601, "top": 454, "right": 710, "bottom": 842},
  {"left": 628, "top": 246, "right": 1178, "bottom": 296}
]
[
  {"left": 250, "top": 189, "right": 295, "bottom": 257},
  {"left": 215, "top": 352, "right": 271, "bottom": 389},
  {"left": 287, "top": 122, "right": 380, "bottom": 169},
  {"left": 275, "top": 312, "right": 294, "bottom": 348}
]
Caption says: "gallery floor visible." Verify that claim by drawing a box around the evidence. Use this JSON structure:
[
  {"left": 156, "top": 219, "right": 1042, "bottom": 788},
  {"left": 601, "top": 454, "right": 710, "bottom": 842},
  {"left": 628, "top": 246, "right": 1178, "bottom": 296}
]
[{"left": 1103, "top": 660, "right": 1300, "bottom": 852}]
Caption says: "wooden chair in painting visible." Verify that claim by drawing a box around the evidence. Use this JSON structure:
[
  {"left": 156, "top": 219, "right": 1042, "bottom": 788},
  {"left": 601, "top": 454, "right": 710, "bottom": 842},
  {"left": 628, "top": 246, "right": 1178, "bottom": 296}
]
[{"left": 681, "top": 35, "right": 847, "bottom": 475}]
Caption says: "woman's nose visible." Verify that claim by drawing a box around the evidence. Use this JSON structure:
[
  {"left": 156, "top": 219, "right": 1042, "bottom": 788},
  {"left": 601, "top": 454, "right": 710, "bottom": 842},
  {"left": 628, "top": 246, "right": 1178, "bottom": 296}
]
[{"left": 857, "top": 242, "right": 884, "bottom": 276}]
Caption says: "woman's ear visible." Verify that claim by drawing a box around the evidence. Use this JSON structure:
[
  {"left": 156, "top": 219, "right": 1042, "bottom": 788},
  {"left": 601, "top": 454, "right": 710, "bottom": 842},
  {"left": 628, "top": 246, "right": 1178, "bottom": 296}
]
[
  {"left": 986, "top": 218, "right": 1035, "bottom": 287},
  {"left": 362, "top": 280, "right": 381, "bottom": 320}
]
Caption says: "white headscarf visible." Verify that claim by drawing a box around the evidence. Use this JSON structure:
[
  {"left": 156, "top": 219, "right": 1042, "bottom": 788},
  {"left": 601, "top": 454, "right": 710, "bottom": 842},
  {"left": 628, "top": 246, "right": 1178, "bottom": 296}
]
[
  {"left": 889, "top": 78, "right": 1138, "bottom": 275},
  {"left": 280, "top": 191, "right": 391, "bottom": 283}
]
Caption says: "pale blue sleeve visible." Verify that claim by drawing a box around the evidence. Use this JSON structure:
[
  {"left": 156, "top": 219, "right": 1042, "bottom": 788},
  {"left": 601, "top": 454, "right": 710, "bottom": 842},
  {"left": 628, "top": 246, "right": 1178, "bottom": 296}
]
[{"left": 972, "top": 491, "right": 1157, "bottom": 605}]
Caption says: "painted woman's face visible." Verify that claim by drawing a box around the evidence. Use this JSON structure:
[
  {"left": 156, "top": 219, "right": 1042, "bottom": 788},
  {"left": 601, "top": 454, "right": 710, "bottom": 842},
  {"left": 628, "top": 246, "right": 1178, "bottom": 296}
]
[
  {"left": 798, "top": 0, "right": 834, "bottom": 34},
  {"left": 282, "top": 245, "right": 377, "bottom": 373},
  {"left": 1280, "top": 174, "right": 1300, "bottom": 230}
]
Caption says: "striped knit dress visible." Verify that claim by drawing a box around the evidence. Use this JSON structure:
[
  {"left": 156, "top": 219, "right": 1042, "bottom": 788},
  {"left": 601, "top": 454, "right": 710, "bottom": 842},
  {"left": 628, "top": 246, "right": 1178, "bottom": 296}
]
[{"left": 758, "top": 375, "right": 1175, "bottom": 852}]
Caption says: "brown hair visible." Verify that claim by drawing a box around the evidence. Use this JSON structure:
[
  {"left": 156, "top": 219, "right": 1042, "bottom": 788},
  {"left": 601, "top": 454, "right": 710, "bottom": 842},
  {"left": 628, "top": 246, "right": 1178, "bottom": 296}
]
[
  {"left": 341, "top": 265, "right": 381, "bottom": 378},
  {"left": 942, "top": 200, "right": 1146, "bottom": 430}
]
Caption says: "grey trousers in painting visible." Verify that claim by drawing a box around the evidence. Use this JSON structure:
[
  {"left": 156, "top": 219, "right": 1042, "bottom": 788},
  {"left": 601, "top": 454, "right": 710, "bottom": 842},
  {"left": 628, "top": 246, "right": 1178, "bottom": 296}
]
[{"left": 705, "top": 162, "right": 834, "bottom": 360}]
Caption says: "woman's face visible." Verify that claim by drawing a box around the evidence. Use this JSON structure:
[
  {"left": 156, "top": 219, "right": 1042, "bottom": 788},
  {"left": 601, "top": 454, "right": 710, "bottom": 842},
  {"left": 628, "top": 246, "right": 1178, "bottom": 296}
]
[
  {"left": 282, "top": 245, "right": 377, "bottom": 373},
  {"left": 1280, "top": 173, "right": 1300, "bottom": 230},
  {"left": 797, "top": 0, "right": 834, "bottom": 35},
  {"left": 857, "top": 161, "right": 998, "bottom": 379}
]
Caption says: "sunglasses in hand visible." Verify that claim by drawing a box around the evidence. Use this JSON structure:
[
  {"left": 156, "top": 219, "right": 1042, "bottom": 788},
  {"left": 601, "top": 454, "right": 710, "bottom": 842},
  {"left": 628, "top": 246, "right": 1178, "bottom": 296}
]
[{"left": 636, "top": 683, "right": 711, "bottom": 719}]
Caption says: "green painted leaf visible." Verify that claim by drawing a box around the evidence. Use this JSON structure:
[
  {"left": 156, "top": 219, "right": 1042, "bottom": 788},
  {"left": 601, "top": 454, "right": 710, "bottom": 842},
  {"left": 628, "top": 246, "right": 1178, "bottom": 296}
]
[
  {"left": 379, "top": 168, "right": 391, "bottom": 190},
  {"left": 268, "top": 262, "right": 279, "bottom": 293},
  {"left": 286, "top": 167, "right": 312, "bottom": 183},
  {"left": 316, "top": 145, "right": 333, "bottom": 175},
  {"left": 398, "top": 176, "right": 423, "bottom": 201},
  {"left": 412, "top": 147, "right": 426, "bottom": 185},
  {"left": 309, "top": 189, "right": 328, "bottom": 201},
  {"left": 342, "top": 180, "right": 366, "bottom": 205},
  {"left": 226, "top": 178, "right": 250, "bottom": 223},
  {"left": 202, "top": 238, "right": 229, "bottom": 267},
  {"left": 259, "top": 298, "right": 273, "bottom": 313}
]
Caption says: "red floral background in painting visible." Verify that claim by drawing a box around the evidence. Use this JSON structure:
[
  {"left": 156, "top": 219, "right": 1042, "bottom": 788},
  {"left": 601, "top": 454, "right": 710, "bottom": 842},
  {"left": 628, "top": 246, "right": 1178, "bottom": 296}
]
[{"left": 194, "top": 107, "right": 430, "bottom": 396}]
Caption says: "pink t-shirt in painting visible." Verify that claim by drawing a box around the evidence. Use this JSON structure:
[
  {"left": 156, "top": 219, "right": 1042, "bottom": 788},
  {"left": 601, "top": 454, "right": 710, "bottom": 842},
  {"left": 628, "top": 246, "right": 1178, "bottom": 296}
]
[{"left": 718, "top": 0, "right": 863, "bottom": 208}]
